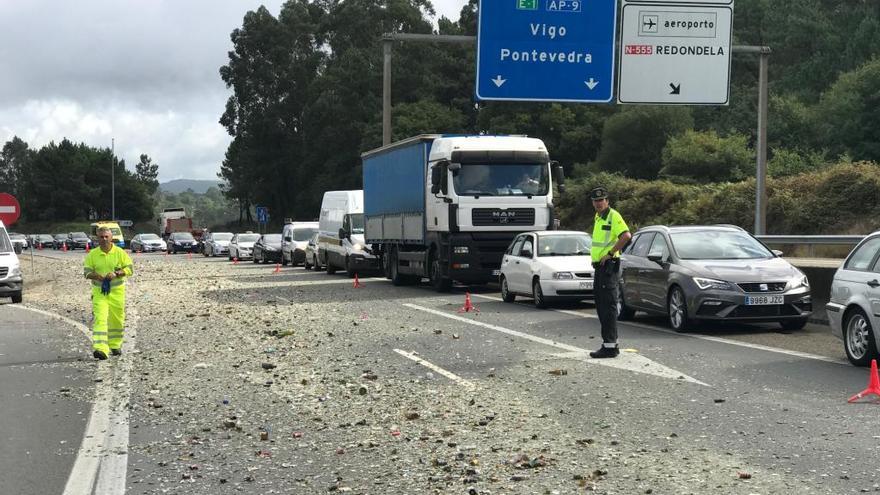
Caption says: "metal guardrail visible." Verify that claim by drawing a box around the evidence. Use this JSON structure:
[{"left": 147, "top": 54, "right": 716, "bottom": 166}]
[{"left": 756, "top": 235, "right": 865, "bottom": 258}]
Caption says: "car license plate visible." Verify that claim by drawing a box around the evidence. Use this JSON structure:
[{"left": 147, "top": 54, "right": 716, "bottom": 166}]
[
  {"left": 744, "top": 295, "right": 784, "bottom": 305},
  {"left": 579, "top": 281, "right": 593, "bottom": 290},
  {"left": 492, "top": 269, "right": 501, "bottom": 276}
]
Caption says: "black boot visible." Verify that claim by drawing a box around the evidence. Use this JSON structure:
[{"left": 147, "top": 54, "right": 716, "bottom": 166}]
[
  {"left": 589, "top": 346, "right": 619, "bottom": 359},
  {"left": 93, "top": 349, "right": 108, "bottom": 360},
  {"left": 110, "top": 348, "right": 122, "bottom": 356}
]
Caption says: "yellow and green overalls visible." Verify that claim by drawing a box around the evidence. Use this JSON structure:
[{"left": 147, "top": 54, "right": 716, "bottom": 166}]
[{"left": 83, "top": 245, "right": 133, "bottom": 355}]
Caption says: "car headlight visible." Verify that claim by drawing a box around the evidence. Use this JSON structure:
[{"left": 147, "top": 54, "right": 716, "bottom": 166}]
[
  {"left": 265, "top": 246, "right": 277, "bottom": 251},
  {"left": 352, "top": 243, "right": 362, "bottom": 251},
  {"left": 553, "top": 272, "right": 574, "bottom": 280},
  {"left": 790, "top": 275, "right": 809, "bottom": 289},
  {"left": 693, "top": 277, "right": 733, "bottom": 290},
  {"left": 10, "top": 266, "right": 21, "bottom": 277}
]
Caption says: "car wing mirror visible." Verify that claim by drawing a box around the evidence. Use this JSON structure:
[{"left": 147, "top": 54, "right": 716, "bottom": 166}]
[
  {"left": 647, "top": 254, "right": 665, "bottom": 264},
  {"left": 772, "top": 249, "right": 783, "bottom": 257},
  {"left": 13, "top": 244, "right": 22, "bottom": 254}
]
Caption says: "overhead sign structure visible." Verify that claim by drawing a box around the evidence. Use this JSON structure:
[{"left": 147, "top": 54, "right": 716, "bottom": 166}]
[
  {"left": 617, "top": 2, "right": 733, "bottom": 104},
  {"left": 476, "top": 0, "right": 618, "bottom": 103},
  {"left": 0, "top": 193, "right": 21, "bottom": 226}
]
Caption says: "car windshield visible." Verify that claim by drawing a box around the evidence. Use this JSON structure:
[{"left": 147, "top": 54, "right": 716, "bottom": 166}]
[
  {"left": 54, "top": 234, "right": 66, "bottom": 239},
  {"left": 110, "top": 228, "right": 122, "bottom": 236},
  {"left": 292, "top": 228, "right": 317, "bottom": 241},
  {"left": 10, "top": 234, "right": 26, "bottom": 240},
  {"left": 72, "top": 232, "right": 88, "bottom": 239},
  {"left": 452, "top": 163, "right": 549, "bottom": 197},
  {"left": 348, "top": 214, "right": 364, "bottom": 235},
  {"left": 173, "top": 233, "right": 194, "bottom": 240},
  {"left": 671, "top": 231, "right": 773, "bottom": 260},
  {"left": 140, "top": 234, "right": 160, "bottom": 240},
  {"left": 39, "top": 235, "right": 54, "bottom": 241},
  {"left": 0, "top": 232, "right": 11, "bottom": 252},
  {"left": 238, "top": 234, "right": 260, "bottom": 242},
  {"left": 263, "top": 234, "right": 282, "bottom": 242},
  {"left": 213, "top": 233, "right": 233, "bottom": 241},
  {"left": 537, "top": 234, "right": 591, "bottom": 256}
]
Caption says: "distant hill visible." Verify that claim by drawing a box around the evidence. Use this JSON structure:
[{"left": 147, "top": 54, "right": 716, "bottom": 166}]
[{"left": 160, "top": 179, "right": 223, "bottom": 194}]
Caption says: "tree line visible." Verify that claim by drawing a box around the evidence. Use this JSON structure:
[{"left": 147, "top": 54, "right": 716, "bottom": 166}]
[
  {"left": 218, "top": 0, "right": 880, "bottom": 230},
  {"left": 0, "top": 137, "right": 159, "bottom": 223}
]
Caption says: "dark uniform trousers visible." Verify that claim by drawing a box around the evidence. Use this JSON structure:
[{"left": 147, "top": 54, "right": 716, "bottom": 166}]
[{"left": 593, "top": 259, "right": 620, "bottom": 345}]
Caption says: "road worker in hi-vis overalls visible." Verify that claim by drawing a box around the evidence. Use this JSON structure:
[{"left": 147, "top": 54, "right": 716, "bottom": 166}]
[{"left": 83, "top": 226, "right": 133, "bottom": 360}]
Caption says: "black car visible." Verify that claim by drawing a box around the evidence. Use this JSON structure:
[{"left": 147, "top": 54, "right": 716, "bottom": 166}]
[
  {"left": 167, "top": 232, "right": 198, "bottom": 253},
  {"left": 66, "top": 232, "right": 91, "bottom": 250},
  {"left": 32, "top": 234, "right": 54, "bottom": 249},
  {"left": 52, "top": 234, "right": 68, "bottom": 250},
  {"left": 618, "top": 225, "right": 812, "bottom": 332},
  {"left": 252, "top": 234, "right": 283, "bottom": 264}
]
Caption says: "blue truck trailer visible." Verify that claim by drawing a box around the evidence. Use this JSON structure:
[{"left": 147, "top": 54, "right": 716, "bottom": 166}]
[{"left": 363, "top": 134, "right": 563, "bottom": 291}]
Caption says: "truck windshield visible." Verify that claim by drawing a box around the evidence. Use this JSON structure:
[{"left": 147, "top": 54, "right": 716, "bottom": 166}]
[
  {"left": 293, "top": 228, "right": 317, "bottom": 241},
  {"left": 452, "top": 163, "right": 549, "bottom": 197}
]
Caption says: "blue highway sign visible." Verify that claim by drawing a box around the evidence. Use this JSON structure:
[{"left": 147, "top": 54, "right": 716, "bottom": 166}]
[
  {"left": 476, "top": 0, "right": 617, "bottom": 103},
  {"left": 256, "top": 206, "right": 269, "bottom": 225}
]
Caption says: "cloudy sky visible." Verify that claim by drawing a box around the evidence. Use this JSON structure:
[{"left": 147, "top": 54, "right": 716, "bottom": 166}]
[{"left": 0, "top": 0, "right": 467, "bottom": 182}]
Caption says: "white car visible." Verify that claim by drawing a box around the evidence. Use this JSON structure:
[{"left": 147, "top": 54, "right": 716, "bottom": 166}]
[
  {"left": 827, "top": 231, "right": 880, "bottom": 366},
  {"left": 130, "top": 233, "right": 167, "bottom": 253},
  {"left": 203, "top": 232, "right": 233, "bottom": 257},
  {"left": 500, "top": 231, "right": 594, "bottom": 308},
  {"left": 229, "top": 233, "right": 260, "bottom": 261}
]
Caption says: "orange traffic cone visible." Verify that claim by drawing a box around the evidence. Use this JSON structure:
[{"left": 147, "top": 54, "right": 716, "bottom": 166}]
[
  {"left": 85, "top": 243, "right": 90, "bottom": 253},
  {"left": 457, "top": 292, "right": 479, "bottom": 313},
  {"left": 62, "top": 242, "right": 68, "bottom": 252},
  {"left": 353, "top": 273, "right": 364, "bottom": 288},
  {"left": 273, "top": 263, "right": 281, "bottom": 274},
  {"left": 233, "top": 257, "right": 239, "bottom": 265},
  {"left": 187, "top": 251, "right": 192, "bottom": 259},
  {"left": 37, "top": 243, "right": 42, "bottom": 251},
  {"left": 849, "top": 359, "right": 880, "bottom": 403}
]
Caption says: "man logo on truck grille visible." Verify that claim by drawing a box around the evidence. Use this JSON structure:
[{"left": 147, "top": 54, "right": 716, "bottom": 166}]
[{"left": 493, "top": 211, "right": 516, "bottom": 224}]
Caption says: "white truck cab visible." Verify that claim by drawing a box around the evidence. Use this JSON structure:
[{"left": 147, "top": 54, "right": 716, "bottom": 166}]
[
  {"left": 0, "top": 220, "right": 24, "bottom": 303},
  {"left": 317, "top": 190, "right": 379, "bottom": 276}
]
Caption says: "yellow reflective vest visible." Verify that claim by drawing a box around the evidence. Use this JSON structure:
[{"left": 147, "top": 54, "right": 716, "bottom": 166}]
[
  {"left": 591, "top": 207, "right": 629, "bottom": 263},
  {"left": 83, "top": 245, "right": 133, "bottom": 288}
]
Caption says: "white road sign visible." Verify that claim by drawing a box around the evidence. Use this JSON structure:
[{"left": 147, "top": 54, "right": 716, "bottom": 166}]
[{"left": 617, "top": 2, "right": 733, "bottom": 104}]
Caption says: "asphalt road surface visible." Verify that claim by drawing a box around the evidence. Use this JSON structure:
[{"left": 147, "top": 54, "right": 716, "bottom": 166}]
[{"left": 5, "top": 252, "right": 878, "bottom": 494}]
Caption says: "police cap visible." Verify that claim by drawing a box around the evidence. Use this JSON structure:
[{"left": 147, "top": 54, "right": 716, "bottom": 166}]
[{"left": 589, "top": 186, "right": 608, "bottom": 200}]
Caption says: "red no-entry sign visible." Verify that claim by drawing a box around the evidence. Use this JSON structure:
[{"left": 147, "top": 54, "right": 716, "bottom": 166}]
[{"left": 0, "top": 193, "right": 21, "bottom": 226}]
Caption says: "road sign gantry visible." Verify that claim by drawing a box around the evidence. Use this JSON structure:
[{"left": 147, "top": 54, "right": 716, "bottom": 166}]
[{"left": 476, "top": 0, "right": 618, "bottom": 103}]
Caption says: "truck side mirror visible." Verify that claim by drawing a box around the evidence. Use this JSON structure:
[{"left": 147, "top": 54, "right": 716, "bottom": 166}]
[
  {"left": 552, "top": 162, "right": 566, "bottom": 193},
  {"left": 13, "top": 244, "right": 22, "bottom": 255},
  {"left": 338, "top": 228, "right": 348, "bottom": 240},
  {"left": 430, "top": 165, "right": 442, "bottom": 194}
]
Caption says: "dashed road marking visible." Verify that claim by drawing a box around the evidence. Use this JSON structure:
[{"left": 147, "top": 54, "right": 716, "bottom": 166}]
[
  {"left": 393, "top": 349, "right": 476, "bottom": 390},
  {"left": 469, "top": 293, "right": 848, "bottom": 366},
  {"left": 403, "top": 303, "right": 708, "bottom": 386}
]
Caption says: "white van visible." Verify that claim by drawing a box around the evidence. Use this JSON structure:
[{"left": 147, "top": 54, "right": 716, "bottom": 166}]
[
  {"left": 318, "top": 190, "right": 379, "bottom": 276},
  {"left": 0, "top": 220, "right": 23, "bottom": 303},
  {"left": 281, "top": 221, "right": 319, "bottom": 266}
]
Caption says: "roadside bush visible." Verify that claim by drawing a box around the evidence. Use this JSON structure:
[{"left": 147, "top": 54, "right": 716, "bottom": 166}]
[{"left": 660, "top": 130, "right": 752, "bottom": 183}]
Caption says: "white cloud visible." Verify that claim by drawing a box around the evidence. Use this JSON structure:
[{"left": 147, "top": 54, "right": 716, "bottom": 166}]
[{"left": 0, "top": 0, "right": 469, "bottom": 182}]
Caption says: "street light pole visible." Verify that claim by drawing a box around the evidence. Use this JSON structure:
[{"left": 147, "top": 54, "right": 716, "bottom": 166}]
[{"left": 111, "top": 138, "right": 115, "bottom": 220}]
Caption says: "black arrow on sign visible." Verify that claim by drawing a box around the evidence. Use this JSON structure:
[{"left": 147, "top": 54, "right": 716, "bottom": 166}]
[{"left": 669, "top": 83, "right": 681, "bottom": 95}]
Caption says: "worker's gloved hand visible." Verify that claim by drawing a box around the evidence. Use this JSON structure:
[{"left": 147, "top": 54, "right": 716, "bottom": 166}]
[{"left": 101, "top": 278, "right": 111, "bottom": 295}]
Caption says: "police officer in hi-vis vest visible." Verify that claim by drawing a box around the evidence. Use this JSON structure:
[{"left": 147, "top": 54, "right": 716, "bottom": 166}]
[{"left": 588, "top": 186, "right": 632, "bottom": 359}]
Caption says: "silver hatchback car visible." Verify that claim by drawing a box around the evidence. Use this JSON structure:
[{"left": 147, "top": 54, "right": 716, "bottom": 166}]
[{"left": 827, "top": 232, "right": 880, "bottom": 366}]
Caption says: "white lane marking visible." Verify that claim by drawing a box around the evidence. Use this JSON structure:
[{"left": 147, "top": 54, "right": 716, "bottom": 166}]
[
  {"left": 393, "top": 349, "right": 476, "bottom": 390},
  {"left": 403, "top": 303, "right": 707, "bottom": 386},
  {"left": 470, "top": 293, "right": 849, "bottom": 365},
  {"left": 230, "top": 277, "right": 385, "bottom": 288},
  {"left": 11, "top": 303, "right": 136, "bottom": 494}
]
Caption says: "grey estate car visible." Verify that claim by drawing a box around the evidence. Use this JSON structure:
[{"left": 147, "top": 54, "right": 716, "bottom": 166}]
[
  {"left": 827, "top": 232, "right": 880, "bottom": 366},
  {"left": 618, "top": 225, "right": 812, "bottom": 332}
]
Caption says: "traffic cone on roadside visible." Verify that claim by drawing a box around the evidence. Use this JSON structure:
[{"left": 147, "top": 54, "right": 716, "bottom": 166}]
[
  {"left": 849, "top": 359, "right": 880, "bottom": 403},
  {"left": 85, "top": 243, "right": 91, "bottom": 253},
  {"left": 353, "top": 273, "right": 364, "bottom": 288},
  {"left": 62, "top": 243, "right": 68, "bottom": 252},
  {"left": 457, "top": 292, "right": 479, "bottom": 313},
  {"left": 187, "top": 251, "right": 192, "bottom": 259},
  {"left": 233, "top": 257, "right": 239, "bottom": 265},
  {"left": 37, "top": 243, "right": 42, "bottom": 251},
  {"left": 273, "top": 263, "right": 281, "bottom": 274}
]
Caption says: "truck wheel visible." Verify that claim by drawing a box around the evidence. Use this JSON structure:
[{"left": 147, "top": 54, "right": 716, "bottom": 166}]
[
  {"left": 389, "top": 249, "right": 408, "bottom": 286},
  {"left": 345, "top": 257, "right": 356, "bottom": 278},
  {"left": 282, "top": 252, "right": 289, "bottom": 266},
  {"left": 11, "top": 291, "right": 23, "bottom": 304},
  {"left": 429, "top": 251, "right": 452, "bottom": 293},
  {"left": 326, "top": 254, "right": 337, "bottom": 274}
]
